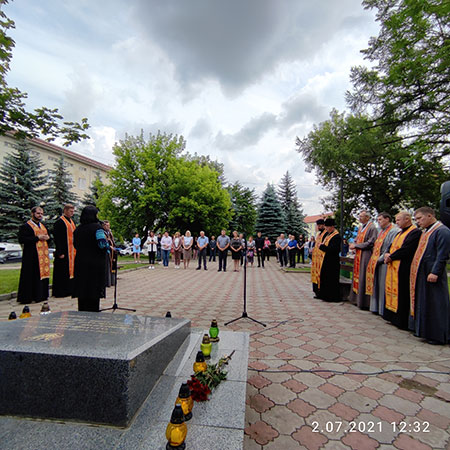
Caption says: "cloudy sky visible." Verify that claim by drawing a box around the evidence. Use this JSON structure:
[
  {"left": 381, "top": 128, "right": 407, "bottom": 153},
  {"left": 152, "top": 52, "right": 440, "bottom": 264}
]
[{"left": 5, "top": 0, "right": 379, "bottom": 215}]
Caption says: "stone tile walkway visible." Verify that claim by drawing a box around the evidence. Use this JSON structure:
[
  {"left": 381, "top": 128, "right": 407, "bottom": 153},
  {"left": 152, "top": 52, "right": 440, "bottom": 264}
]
[{"left": 1, "top": 259, "right": 450, "bottom": 449}]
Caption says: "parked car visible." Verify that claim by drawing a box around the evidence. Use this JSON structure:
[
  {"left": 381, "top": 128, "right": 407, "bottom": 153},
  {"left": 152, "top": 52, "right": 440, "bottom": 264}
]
[
  {"left": 0, "top": 242, "right": 21, "bottom": 252},
  {"left": 119, "top": 246, "right": 133, "bottom": 256},
  {"left": 0, "top": 250, "right": 22, "bottom": 264}
]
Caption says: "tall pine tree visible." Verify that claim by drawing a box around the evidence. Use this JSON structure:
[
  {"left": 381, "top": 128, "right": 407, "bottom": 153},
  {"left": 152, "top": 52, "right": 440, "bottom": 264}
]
[
  {"left": 277, "top": 171, "right": 306, "bottom": 236},
  {"left": 255, "top": 183, "right": 285, "bottom": 242},
  {"left": 82, "top": 173, "right": 102, "bottom": 208},
  {"left": 45, "top": 155, "right": 78, "bottom": 230},
  {"left": 227, "top": 181, "right": 257, "bottom": 234},
  {"left": 0, "top": 139, "right": 49, "bottom": 241}
]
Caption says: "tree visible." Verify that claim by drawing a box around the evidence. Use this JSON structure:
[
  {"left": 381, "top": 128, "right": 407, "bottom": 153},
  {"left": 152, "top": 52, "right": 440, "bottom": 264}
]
[
  {"left": 97, "top": 131, "right": 231, "bottom": 240},
  {"left": 277, "top": 171, "right": 306, "bottom": 236},
  {"left": 44, "top": 155, "right": 78, "bottom": 229},
  {"left": 82, "top": 173, "right": 103, "bottom": 208},
  {"left": 255, "top": 183, "right": 286, "bottom": 242},
  {"left": 296, "top": 110, "right": 448, "bottom": 220},
  {"left": 346, "top": 0, "right": 450, "bottom": 158},
  {"left": 227, "top": 181, "right": 257, "bottom": 234},
  {"left": 0, "top": 139, "right": 48, "bottom": 240},
  {"left": 0, "top": 0, "right": 89, "bottom": 145}
]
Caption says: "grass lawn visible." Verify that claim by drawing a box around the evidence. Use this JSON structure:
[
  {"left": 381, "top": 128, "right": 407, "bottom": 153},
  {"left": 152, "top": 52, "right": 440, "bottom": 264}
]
[{"left": 283, "top": 267, "right": 311, "bottom": 273}]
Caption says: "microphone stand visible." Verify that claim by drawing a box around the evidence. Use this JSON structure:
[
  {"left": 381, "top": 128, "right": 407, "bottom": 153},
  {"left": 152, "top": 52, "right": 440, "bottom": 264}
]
[
  {"left": 225, "top": 232, "right": 266, "bottom": 327},
  {"left": 101, "top": 250, "right": 136, "bottom": 313}
]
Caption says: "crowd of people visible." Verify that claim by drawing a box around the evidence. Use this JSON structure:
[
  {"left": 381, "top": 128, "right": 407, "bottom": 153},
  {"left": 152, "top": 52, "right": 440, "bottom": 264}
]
[
  {"left": 311, "top": 209, "right": 450, "bottom": 345},
  {"left": 16, "top": 203, "right": 450, "bottom": 345}
]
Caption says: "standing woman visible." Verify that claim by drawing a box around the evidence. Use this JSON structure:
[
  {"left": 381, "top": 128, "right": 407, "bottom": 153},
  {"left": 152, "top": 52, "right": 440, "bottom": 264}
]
[
  {"left": 173, "top": 232, "right": 182, "bottom": 268},
  {"left": 182, "top": 230, "right": 193, "bottom": 269},
  {"left": 263, "top": 236, "right": 271, "bottom": 262},
  {"left": 73, "top": 206, "right": 109, "bottom": 312},
  {"left": 230, "top": 231, "right": 243, "bottom": 272},
  {"left": 132, "top": 233, "right": 141, "bottom": 263},
  {"left": 247, "top": 235, "right": 256, "bottom": 267},
  {"left": 145, "top": 231, "right": 157, "bottom": 269}
]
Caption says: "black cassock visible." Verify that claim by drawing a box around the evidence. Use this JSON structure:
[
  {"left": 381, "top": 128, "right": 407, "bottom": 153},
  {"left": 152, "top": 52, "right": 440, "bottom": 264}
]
[
  {"left": 318, "top": 232, "right": 342, "bottom": 302},
  {"left": 383, "top": 228, "right": 421, "bottom": 329},
  {"left": 17, "top": 222, "right": 49, "bottom": 304},
  {"left": 72, "top": 222, "right": 107, "bottom": 311},
  {"left": 52, "top": 217, "right": 76, "bottom": 297},
  {"left": 412, "top": 224, "right": 450, "bottom": 344}
]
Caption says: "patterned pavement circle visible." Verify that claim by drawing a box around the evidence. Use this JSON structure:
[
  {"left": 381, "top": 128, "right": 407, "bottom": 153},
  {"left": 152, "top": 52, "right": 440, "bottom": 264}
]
[{"left": 1, "top": 259, "right": 449, "bottom": 449}]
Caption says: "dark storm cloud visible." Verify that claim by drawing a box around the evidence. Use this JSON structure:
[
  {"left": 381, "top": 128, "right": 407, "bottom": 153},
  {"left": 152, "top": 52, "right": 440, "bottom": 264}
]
[{"left": 132, "top": 0, "right": 374, "bottom": 95}]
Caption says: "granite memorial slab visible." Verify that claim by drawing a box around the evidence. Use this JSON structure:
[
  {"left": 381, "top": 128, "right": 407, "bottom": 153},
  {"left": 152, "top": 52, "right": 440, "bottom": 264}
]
[{"left": 0, "top": 312, "right": 190, "bottom": 427}]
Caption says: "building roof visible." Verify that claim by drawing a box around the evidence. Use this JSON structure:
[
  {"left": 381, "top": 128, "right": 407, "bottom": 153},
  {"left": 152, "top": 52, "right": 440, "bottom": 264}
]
[
  {"left": 30, "top": 137, "right": 112, "bottom": 171},
  {"left": 304, "top": 213, "right": 334, "bottom": 224}
]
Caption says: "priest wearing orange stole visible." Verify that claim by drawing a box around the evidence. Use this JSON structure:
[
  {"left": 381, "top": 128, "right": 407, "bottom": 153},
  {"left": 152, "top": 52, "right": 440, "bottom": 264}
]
[
  {"left": 317, "top": 218, "right": 342, "bottom": 301},
  {"left": 52, "top": 204, "right": 76, "bottom": 297},
  {"left": 311, "top": 219, "right": 326, "bottom": 298},
  {"left": 383, "top": 212, "right": 421, "bottom": 329},
  {"left": 17, "top": 206, "right": 50, "bottom": 304},
  {"left": 367, "top": 212, "right": 398, "bottom": 315},
  {"left": 410, "top": 207, "right": 450, "bottom": 344},
  {"left": 349, "top": 211, "right": 377, "bottom": 309}
]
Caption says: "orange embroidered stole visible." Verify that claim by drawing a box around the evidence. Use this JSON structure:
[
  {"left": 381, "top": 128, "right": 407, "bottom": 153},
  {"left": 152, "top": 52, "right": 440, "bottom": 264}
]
[
  {"left": 365, "top": 224, "right": 394, "bottom": 295},
  {"left": 352, "top": 223, "right": 372, "bottom": 294},
  {"left": 409, "top": 221, "right": 443, "bottom": 317},
  {"left": 27, "top": 220, "right": 50, "bottom": 280},
  {"left": 316, "top": 230, "right": 339, "bottom": 289},
  {"left": 385, "top": 225, "right": 416, "bottom": 313},
  {"left": 60, "top": 215, "right": 76, "bottom": 278},
  {"left": 311, "top": 230, "right": 325, "bottom": 285}
]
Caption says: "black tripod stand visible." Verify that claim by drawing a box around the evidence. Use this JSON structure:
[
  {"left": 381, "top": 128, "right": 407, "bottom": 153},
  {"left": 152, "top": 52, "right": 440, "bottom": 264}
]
[
  {"left": 101, "top": 251, "right": 136, "bottom": 313},
  {"left": 225, "top": 233, "right": 266, "bottom": 327}
]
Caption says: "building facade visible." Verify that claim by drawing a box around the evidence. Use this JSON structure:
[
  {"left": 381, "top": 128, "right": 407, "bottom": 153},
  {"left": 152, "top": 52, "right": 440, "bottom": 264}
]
[{"left": 0, "top": 134, "right": 111, "bottom": 199}]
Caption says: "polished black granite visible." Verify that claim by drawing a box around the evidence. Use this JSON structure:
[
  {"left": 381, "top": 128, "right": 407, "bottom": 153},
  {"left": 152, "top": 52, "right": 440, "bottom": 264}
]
[{"left": 0, "top": 312, "right": 190, "bottom": 427}]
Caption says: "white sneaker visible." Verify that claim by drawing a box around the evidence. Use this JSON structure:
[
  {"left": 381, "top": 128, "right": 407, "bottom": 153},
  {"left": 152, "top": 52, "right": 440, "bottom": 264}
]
[{"left": 148, "top": 266, "right": 152, "bottom": 270}]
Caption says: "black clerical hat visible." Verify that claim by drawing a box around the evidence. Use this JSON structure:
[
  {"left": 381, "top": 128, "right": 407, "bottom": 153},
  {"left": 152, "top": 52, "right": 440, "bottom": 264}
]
[
  {"left": 324, "top": 218, "right": 336, "bottom": 226},
  {"left": 316, "top": 219, "right": 325, "bottom": 225}
]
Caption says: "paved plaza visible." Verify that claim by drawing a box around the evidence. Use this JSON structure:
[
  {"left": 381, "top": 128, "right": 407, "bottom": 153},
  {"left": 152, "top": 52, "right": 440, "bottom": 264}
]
[{"left": 1, "top": 259, "right": 450, "bottom": 449}]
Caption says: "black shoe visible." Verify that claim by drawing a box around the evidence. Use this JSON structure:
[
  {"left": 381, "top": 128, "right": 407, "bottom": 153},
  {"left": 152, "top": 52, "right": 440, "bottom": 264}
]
[
  {"left": 223, "top": 269, "right": 226, "bottom": 272},
  {"left": 426, "top": 339, "right": 443, "bottom": 345},
  {"left": 204, "top": 268, "right": 207, "bottom": 271},
  {"left": 196, "top": 267, "right": 201, "bottom": 270},
  {"left": 218, "top": 269, "right": 222, "bottom": 272}
]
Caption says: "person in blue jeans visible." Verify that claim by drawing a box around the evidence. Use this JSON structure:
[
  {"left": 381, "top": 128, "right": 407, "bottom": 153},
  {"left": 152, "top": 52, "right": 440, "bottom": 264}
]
[
  {"left": 196, "top": 231, "right": 209, "bottom": 270},
  {"left": 160, "top": 231, "right": 172, "bottom": 268}
]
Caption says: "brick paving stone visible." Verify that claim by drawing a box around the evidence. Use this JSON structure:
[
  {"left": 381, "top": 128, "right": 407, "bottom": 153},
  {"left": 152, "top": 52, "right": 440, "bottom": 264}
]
[
  {"left": 372, "top": 405, "right": 405, "bottom": 423},
  {"left": 306, "top": 409, "right": 348, "bottom": 440},
  {"left": 292, "top": 373, "right": 326, "bottom": 388},
  {"left": 342, "top": 431, "right": 380, "bottom": 450},
  {"left": 412, "top": 374, "right": 440, "bottom": 388},
  {"left": 248, "top": 393, "right": 275, "bottom": 413},
  {"left": 248, "top": 374, "right": 272, "bottom": 389},
  {"left": 243, "top": 434, "right": 263, "bottom": 450},
  {"left": 245, "top": 421, "right": 279, "bottom": 445},
  {"left": 421, "top": 397, "right": 450, "bottom": 419},
  {"left": 364, "top": 377, "right": 399, "bottom": 394},
  {"left": 292, "top": 425, "right": 328, "bottom": 450},
  {"left": 435, "top": 390, "right": 450, "bottom": 402},
  {"left": 321, "top": 441, "right": 352, "bottom": 449},
  {"left": 410, "top": 423, "right": 450, "bottom": 450},
  {"left": 282, "top": 379, "right": 309, "bottom": 394},
  {"left": 416, "top": 408, "right": 450, "bottom": 429},
  {"left": 260, "top": 382, "right": 298, "bottom": 405},
  {"left": 287, "top": 399, "right": 317, "bottom": 418},
  {"left": 338, "top": 392, "right": 378, "bottom": 413},
  {"left": 246, "top": 403, "right": 261, "bottom": 426},
  {"left": 393, "top": 387, "right": 424, "bottom": 403},
  {"left": 318, "top": 383, "right": 345, "bottom": 398},
  {"left": 300, "top": 387, "right": 337, "bottom": 409},
  {"left": 328, "top": 375, "right": 362, "bottom": 391},
  {"left": 356, "top": 386, "right": 384, "bottom": 400},
  {"left": 261, "top": 405, "right": 305, "bottom": 435},
  {"left": 378, "top": 394, "right": 421, "bottom": 416},
  {"left": 328, "top": 403, "right": 359, "bottom": 422},
  {"left": 264, "top": 435, "right": 306, "bottom": 449},
  {"left": 262, "top": 370, "right": 292, "bottom": 384},
  {"left": 393, "top": 433, "right": 432, "bottom": 450}
]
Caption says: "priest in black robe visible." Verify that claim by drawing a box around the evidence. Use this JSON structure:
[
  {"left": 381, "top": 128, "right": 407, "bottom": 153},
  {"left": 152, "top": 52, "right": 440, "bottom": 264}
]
[
  {"left": 410, "top": 207, "right": 450, "bottom": 344},
  {"left": 317, "top": 218, "right": 342, "bottom": 301},
  {"left": 17, "top": 206, "right": 50, "bottom": 304},
  {"left": 383, "top": 212, "right": 421, "bottom": 329},
  {"left": 52, "top": 204, "right": 76, "bottom": 297}
]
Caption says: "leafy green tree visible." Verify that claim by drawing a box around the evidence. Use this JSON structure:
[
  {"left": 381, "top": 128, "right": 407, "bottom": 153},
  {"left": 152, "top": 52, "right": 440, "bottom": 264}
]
[
  {"left": 0, "top": 139, "right": 48, "bottom": 240},
  {"left": 166, "top": 158, "right": 232, "bottom": 235},
  {"left": 45, "top": 155, "right": 78, "bottom": 230},
  {"left": 296, "top": 110, "right": 448, "bottom": 220},
  {"left": 347, "top": 0, "right": 450, "bottom": 157},
  {"left": 277, "top": 171, "right": 306, "bottom": 236},
  {"left": 97, "top": 131, "right": 231, "bottom": 240},
  {"left": 227, "top": 181, "right": 257, "bottom": 234},
  {"left": 0, "top": 0, "right": 89, "bottom": 145},
  {"left": 255, "top": 183, "right": 286, "bottom": 242}
]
